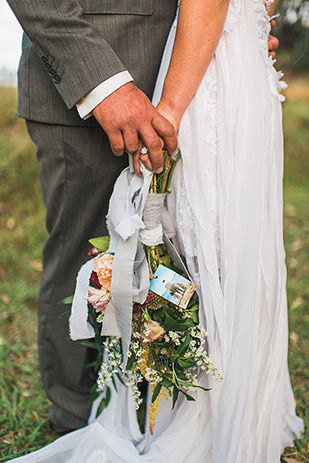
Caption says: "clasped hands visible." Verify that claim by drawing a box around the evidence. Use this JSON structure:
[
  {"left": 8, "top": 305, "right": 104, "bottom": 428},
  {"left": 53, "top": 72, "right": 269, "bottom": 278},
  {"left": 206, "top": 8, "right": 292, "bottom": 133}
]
[
  {"left": 93, "top": 82, "right": 178, "bottom": 175},
  {"left": 93, "top": 33, "right": 279, "bottom": 175}
]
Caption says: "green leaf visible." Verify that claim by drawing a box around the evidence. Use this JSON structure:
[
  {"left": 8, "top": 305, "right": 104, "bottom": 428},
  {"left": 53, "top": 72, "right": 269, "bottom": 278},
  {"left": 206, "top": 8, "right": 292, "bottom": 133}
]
[
  {"left": 57, "top": 295, "right": 74, "bottom": 305},
  {"left": 178, "top": 379, "right": 211, "bottom": 393},
  {"left": 188, "top": 310, "right": 199, "bottom": 324},
  {"left": 90, "top": 390, "right": 101, "bottom": 403},
  {"left": 85, "top": 360, "right": 97, "bottom": 368},
  {"left": 161, "top": 377, "right": 173, "bottom": 387},
  {"left": 94, "top": 336, "right": 104, "bottom": 352},
  {"left": 90, "top": 383, "right": 98, "bottom": 394},
  {"left": 176, "top": 333, "right": 191, "bottom": 357},
  {"left": 198, "top": 386, "right": 211, "bottom": 392},
  {"left": 164, "top": 313, "right": 195, "bottom": 332},
  {"left": 185, "top": 304, "right": 199, "bottom": 324},
  {"left": 177, "top": 379, "right": 196, "bottom": 389},
  {"left": 180, "top": 390, "right": 195, "bottom": 402},
  {"left": 126, "top": 355, "right": 134, "bottom": 371},
  {"left": 95, "top": 395, "right": 106, "bottom": 418},
  {"left": 160, "top": 255, "right": 171, "bottom": 267},
  {"left": 95, "top": 353, "right": 103, "bottom": 371},
  {"left": 187, "top": 304, "right": 198, "bottom": 312},
  {"left": 94, "top": 386, "right": 111, "bottom": 418},
  {"left": 172, "top": 386, "right": 179, "bottom": 410},
  {"left": 111, "top": 375, "right": 118, "bottom": 392},
  {"left": 89, "top": 236, "right": 110, "bottom": 252},
  {"left": 78, "top": 340, "right": 97, "bottom": 349},
  {"left": 105, "top": 386, "right": 111, "bottom": 407},
  {"left": 116, "top": 372, "right": 126, "bottom": 387},
  {"left": 56, "top": 309, "right": 71, "bottom": 319},
  {"left": 177, "top": 358, "right": 196, "bottom": 369},
  {"left": 151, "top": 383, "right": 162, "bottom": 403}
]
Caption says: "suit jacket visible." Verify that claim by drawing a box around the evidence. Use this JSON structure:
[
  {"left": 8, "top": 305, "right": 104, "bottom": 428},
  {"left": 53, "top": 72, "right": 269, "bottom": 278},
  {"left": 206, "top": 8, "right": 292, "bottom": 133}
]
[{"left": 7, "top": 0, "right": 178, "bottom": 126}]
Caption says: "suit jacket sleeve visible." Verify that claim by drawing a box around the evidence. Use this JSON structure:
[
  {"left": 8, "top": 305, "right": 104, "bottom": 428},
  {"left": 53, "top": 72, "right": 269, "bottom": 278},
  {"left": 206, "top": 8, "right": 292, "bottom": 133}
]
[{"left": 7, "top": 0, "right": 127, "bottom": 109}]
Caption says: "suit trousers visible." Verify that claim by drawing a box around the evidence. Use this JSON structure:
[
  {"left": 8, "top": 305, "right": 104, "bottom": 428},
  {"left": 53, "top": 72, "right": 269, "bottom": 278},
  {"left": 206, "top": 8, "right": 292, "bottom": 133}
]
[{"left": 27, "top": 121, "right": 128, "bottom": 432}]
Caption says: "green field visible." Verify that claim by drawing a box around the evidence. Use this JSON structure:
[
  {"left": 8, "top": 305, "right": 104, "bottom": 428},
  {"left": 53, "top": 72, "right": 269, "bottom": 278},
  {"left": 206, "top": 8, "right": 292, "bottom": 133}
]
[{"left": 0, "top": 80, "right": 308, "bottom": 462}]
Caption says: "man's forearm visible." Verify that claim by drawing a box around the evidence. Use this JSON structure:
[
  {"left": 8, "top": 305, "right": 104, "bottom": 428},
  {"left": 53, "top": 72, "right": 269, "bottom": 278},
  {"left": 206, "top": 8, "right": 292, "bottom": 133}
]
[{"left": 7, "top": 0, "right": 126, "bottom": 109}]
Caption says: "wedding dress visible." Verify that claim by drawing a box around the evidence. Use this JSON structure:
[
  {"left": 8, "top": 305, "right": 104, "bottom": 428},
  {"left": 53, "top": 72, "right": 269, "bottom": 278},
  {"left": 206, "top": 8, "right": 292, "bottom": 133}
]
[{"left": 9, "top": 1, "right": 303, "bottom": 462}]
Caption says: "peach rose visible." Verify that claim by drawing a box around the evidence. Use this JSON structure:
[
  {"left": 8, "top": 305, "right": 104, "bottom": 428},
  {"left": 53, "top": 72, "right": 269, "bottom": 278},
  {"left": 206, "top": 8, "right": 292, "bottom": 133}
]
[
  {"left": 86, "top": 286, "right": 111, "bottom": 313},
  {"left": 93, "top": 254, "right": 114, "bottom": 291},
  {"left": 143, "top": 320, "right": 165, "bottom": 342}
]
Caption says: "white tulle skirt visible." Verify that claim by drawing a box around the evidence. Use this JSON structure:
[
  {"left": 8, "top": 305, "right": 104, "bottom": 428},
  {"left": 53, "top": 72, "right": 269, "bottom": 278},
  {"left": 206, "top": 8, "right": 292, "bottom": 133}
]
[{"left": 9, "top": 1, "right": 303, "bottom": 462}]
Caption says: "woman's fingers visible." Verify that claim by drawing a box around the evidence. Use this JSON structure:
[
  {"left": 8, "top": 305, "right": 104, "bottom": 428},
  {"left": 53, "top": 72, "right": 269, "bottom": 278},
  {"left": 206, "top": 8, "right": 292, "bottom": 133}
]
[
  {"left": 268, "top": 32, "right": 279, "bottom": 58},
  {"left": 139, "top": 148, "right": 153, "bottom": 172}
]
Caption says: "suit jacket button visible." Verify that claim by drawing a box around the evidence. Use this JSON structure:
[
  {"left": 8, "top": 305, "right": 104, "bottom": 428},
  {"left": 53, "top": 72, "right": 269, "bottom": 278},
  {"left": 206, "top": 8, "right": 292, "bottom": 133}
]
[
  {"left": 41, "top": 56, "right": 47, "bottom": 63},
  {"left": 54, "top": 74, "right": 61, "bottom": 84},
  {"left": 45, "top": 62, "right": 51, "bottom": 70}
]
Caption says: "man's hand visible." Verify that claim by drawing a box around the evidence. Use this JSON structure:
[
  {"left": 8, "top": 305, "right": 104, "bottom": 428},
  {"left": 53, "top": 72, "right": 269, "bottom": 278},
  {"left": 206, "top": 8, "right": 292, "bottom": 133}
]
[
  {"left": 93, "top": 82, "right": 178, "bottom": 174},
  {"left": 268, "top": 20, "right": 279, "bottom": 58}
]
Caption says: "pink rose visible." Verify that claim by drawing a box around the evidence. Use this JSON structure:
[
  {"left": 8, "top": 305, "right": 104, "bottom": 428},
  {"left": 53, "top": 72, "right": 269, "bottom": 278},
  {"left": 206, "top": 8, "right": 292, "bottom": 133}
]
[
  {"left": 143, "top": 320, "right": 165, "bottom": 342},
  {"left": 93, "top": 254, "right": 114, "bottom": 291},
  {"left": 86, "top": 286, "right": 111, "bottom": 313}
]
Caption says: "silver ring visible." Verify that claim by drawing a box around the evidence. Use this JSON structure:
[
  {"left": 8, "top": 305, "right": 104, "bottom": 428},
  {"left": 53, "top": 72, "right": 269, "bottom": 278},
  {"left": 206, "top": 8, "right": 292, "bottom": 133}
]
[{"left": 140, "top": 147, "right": 148, "bottom": 156}]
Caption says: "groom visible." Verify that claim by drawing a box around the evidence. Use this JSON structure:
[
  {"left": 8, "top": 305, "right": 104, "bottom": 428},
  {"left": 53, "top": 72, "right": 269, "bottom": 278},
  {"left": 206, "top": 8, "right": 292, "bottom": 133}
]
[
  {"left": 7, "top": 0, "right": 179, "bottom": 434},
  {"left": 7, "top": 0, "right": 279, "bottom": 435}
]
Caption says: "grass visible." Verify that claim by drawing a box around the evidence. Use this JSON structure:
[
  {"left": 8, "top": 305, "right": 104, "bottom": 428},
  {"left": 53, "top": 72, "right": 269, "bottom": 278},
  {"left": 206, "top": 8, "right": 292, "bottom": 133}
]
[{"left": 0, "top": 78, "right": 308, "bottom": 461}]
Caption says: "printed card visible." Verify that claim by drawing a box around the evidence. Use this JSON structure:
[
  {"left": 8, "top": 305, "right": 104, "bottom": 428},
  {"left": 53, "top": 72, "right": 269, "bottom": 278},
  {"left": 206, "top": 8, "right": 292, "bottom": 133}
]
[{"left": 149, "top": 264, "right": 197, "bottom": 309}]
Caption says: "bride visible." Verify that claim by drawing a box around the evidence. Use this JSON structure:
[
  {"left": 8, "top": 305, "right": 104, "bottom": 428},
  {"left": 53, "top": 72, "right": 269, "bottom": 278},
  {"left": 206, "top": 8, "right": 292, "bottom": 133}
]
[{"left": 9, "top": 0, "right": 303, "bottom": 462}]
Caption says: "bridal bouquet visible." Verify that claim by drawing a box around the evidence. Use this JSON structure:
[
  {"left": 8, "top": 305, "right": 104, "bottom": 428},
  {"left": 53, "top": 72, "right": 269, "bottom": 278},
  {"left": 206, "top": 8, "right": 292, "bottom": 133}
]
[{"left": 69, "top": 151, "right": 222, "bottom": 434}]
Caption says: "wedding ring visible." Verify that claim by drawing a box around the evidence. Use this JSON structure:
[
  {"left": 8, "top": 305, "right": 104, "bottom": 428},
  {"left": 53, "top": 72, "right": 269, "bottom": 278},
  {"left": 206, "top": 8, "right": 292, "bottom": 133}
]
[{"left": 140, "top": 147, "right": 148, "bottom": 156}]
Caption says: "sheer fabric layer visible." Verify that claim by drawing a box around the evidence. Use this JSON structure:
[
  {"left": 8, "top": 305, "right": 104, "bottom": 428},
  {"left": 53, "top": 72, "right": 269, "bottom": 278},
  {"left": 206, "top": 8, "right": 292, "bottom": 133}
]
[{"left": 9, "top": 1, "right": 303, "bottom": 462}]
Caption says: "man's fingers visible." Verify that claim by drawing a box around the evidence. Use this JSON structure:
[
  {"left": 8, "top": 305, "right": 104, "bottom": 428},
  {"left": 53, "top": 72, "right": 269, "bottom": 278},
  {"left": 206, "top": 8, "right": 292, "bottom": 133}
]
[
  {"left": 153, "top": 114, "right": 178, "bottom": 156},
  {"left": 108, "top": 132, "right": 125, "bottom": 157},
  {"left": 132, "top": 151, "right": 141, "bottom": 175},
  {"left": 122, "top": 128, "right": 140, "bottom": 155},
  {"left": 92, "top": 83, "right": 177, "bottom": 170}
]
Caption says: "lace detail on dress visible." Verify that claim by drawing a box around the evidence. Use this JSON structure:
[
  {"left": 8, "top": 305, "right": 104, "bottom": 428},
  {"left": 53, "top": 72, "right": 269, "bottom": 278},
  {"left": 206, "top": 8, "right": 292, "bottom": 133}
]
[
  {"left": 200, "top": 64, "right": 221, "bottom": 273},
  {"left": 202, "top": 65, "right": 217, "bottom": 157},
  {"left": 254, "top": 0, "right": 287, "bottom": 101},
  {"left": 177, "top": 60, "right": 221, "bottom": 283},
  {"left": 224, "top": 0, "right": 241, "bottom": 33}
]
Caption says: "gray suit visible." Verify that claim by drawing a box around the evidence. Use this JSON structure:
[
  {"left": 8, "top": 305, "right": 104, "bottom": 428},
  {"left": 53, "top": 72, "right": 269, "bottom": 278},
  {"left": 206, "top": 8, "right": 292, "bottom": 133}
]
[{"left": 7, "top": 0, "right": 177, "bottom": 433}]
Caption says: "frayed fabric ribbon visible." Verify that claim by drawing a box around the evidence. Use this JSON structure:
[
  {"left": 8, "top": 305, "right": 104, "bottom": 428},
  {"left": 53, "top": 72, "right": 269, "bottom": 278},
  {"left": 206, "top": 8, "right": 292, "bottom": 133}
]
[{"left": 70, "top": 161, "right": 182, "bottom": 367}]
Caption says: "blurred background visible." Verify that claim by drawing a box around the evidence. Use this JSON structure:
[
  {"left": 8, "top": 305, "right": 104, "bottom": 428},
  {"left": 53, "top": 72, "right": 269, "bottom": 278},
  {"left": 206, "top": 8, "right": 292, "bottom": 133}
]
[{"left": 0, "top": 1, "right": 308, "bottom": 461}]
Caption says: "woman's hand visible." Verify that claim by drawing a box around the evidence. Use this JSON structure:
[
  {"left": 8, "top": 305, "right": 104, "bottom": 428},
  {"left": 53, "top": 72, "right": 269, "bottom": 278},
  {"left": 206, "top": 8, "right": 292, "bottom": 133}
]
[
  {"left": 139, "top": 0, "right": 230, "bottom": 173},
  {"left": 138, "top": 101, "right": 179, "bottom": 173},
  {"left": 156, "top": 101, "right": 180, "bottom": 133},
  {"left": 156, "top": 0, "right": 230, "bottom": 133},
  {"left": 268, "top": 20, "right": 279, "bottom": 58}
]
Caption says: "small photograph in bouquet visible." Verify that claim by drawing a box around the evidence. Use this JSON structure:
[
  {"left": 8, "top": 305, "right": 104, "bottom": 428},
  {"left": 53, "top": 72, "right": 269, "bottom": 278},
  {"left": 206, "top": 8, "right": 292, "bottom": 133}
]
[{"left": 149, "top": 264, "right": 197, "bottom": 309}]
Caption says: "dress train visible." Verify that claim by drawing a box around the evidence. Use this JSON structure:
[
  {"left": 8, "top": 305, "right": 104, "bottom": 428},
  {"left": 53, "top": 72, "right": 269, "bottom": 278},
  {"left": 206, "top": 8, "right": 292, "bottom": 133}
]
[{"left": 9, "top": 1, "right": 303, "bottom": 462}]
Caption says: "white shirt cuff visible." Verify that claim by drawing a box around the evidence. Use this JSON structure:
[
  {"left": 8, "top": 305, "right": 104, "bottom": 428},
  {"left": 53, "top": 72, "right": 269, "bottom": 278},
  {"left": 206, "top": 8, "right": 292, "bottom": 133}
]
[{"left": 76, "top": 70, "right": 133, "bottom": 119}]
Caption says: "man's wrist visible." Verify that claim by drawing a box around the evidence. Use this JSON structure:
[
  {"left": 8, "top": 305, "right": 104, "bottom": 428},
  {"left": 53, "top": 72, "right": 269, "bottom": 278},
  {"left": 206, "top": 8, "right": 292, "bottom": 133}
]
[{"left": 76, "top": 71, "right": 133, "bottom": 119}]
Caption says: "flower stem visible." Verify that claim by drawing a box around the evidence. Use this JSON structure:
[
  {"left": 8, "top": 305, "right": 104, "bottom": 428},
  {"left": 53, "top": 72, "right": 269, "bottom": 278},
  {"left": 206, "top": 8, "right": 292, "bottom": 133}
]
[{"left": 166, "top": 151, "right": 181, "bottom": 193}]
